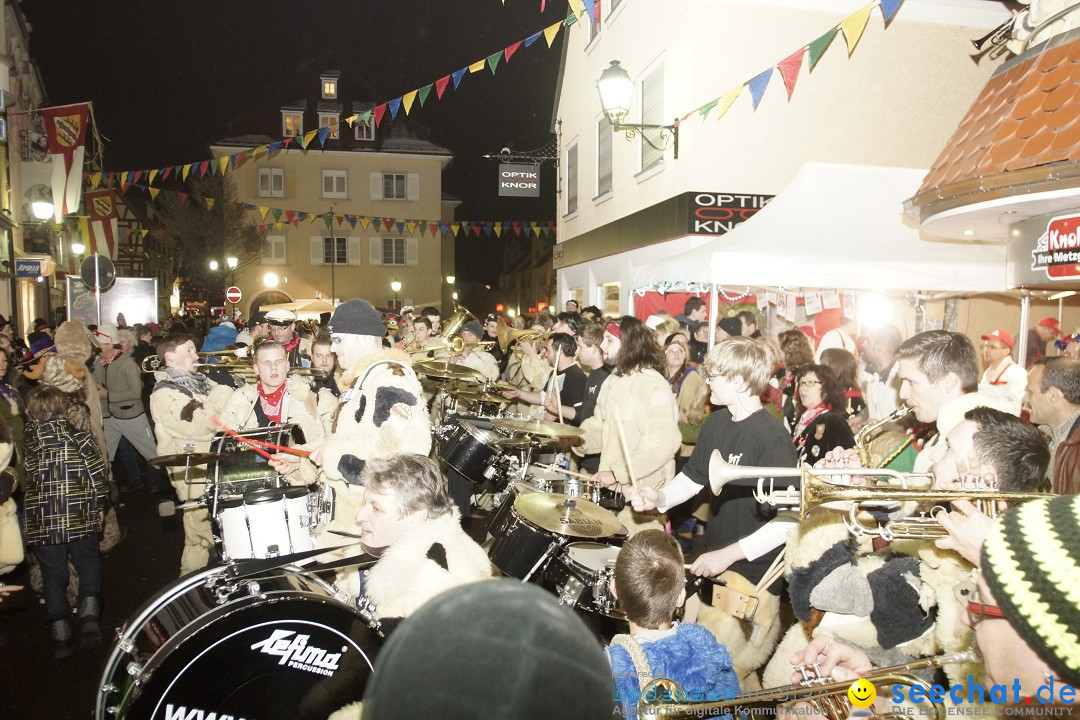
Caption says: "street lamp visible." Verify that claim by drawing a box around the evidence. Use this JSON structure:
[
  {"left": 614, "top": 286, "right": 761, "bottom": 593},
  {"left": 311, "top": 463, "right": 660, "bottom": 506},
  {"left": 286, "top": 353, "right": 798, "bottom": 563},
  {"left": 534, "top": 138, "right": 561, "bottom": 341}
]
[
  {"left": 70, "top": 241, "right": 86, "bottom": 256},
  {"left": 28, "top": 185, "right": 54, "bottom": 221},
  {"left": 226, "top": 256, "right": 238, "bottom": 271},
  {"left": 263, "top": 272, "right": 279, "bottom": 288},
  {"left": 390, "top": 279, "right": 401, "bottom": 310},
  {"left": 596, "top": 59, "right": 679, "bottom": 159},
  {"left": 208, "top": 259, "right": 219, "bottom": 271},
  {"left": 226, "top": 256, "right": 239, "bottom": 318},
  {"left": 445, "top": 275, "right": 455, "bottom": 285}
]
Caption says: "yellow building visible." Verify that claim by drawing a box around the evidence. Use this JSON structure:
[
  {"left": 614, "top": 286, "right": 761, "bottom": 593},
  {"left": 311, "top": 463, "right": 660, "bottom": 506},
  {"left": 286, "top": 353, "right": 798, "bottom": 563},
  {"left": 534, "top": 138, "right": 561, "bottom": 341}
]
[{"left": 211, "top": 70, "right": 457, "bottom": 317}]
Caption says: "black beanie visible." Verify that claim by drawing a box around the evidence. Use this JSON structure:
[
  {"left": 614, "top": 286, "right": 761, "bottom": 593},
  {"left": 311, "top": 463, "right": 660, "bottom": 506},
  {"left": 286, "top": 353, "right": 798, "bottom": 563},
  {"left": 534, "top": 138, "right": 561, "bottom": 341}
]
[
  {"left": 361, "top": 580, "right": 614, "bottom": 720},
  {"left": 328, "top": 299, "right": 385, "bottom": 337}
]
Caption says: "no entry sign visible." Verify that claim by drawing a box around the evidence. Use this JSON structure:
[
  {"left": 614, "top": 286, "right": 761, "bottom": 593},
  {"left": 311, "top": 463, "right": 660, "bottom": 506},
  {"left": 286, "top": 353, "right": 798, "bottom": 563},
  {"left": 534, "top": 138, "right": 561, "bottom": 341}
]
[{"left": 226, "top": 286, "right": 242, "bottom": 303}]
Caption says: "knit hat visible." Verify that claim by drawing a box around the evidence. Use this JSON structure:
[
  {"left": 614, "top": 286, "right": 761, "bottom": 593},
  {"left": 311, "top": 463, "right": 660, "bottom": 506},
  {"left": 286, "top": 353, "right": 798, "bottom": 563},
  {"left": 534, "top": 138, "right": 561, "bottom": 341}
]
[
  {"left": 361, "top": 580, "right": 612, "bottom": 720},
  {"left": 981, "top": 493, "right": 1080, "bottom": 686},
  {"left": 460, "top": 320, "right": 483, "bottom": 340},
  {"left": 328, "top": 299, "right": 385, "bottom": 337},
  {"left": 717, "top": 316, "right": 742, "bottom": 337}
]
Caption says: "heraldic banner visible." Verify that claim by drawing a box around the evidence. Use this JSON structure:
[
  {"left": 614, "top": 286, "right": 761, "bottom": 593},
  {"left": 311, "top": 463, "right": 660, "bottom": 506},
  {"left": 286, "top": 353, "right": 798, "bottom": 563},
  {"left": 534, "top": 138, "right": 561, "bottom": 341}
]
[
  {"left": 84, "top": 189, "right": 118, "bottom": 260},
  {"left": 41, "top": 103, "right": 90, "bottom": 223}
]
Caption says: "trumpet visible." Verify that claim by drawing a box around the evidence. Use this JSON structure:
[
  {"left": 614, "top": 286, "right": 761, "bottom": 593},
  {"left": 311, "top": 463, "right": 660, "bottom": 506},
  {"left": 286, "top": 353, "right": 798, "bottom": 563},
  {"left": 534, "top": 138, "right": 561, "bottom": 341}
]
[
  {"left": 971, "top": 16, "right": 1015, "bottom": 51},
  {"left": 854, "top": 404, "right": 913, "bottom": 466},
  {"left": 638, "top": 651, "right": 975, "bottom": 719},
  {"left": 407, "top": 336, "right": 494, "bottom": 356}
]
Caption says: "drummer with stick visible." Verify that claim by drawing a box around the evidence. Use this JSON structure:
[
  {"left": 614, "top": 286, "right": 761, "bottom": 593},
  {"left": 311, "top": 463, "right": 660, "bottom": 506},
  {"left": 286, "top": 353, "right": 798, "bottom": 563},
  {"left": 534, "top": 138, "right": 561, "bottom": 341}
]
[{"left": 500, "top": 333, "right": 587, "bottom": 425}]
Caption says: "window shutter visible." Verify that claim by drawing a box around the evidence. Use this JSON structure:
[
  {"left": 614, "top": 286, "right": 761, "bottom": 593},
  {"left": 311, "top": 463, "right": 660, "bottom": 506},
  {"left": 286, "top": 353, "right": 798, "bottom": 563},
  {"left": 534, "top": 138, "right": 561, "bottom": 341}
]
[
  {"left": 259, "top": 170, "right": 270, "bottom": 194},
  {"left": 597, "top": 118, "right": 613, "bottom": 196},
  {"left": 640, "top": 64, "right": 664, "bottom": 171},
  {"left": 310, "top": 237, "right": 324, "bottom": 265},
  {"left": 348, "top": 237, "right": 363, "bottom": 266},
  {"left": 322, "top": 173, "right": 333, "bottom": 196},
  {"left": 274, "top": 170, "right": 284, "bottom": 195},
  {"left": 407, "top": 173, "right": 420, "bottom": 201},
  {"left": 369, "top": 237, "right": 383, "bottom": 266},
  {"left": 370, "top": 172, "right": 382, "bottom": 199},
  {"left": 566, "top": 143, "right": 578, "bottom": 215},
  {"left": 406, "top": 237, "right": 419, "bottom": 266}
]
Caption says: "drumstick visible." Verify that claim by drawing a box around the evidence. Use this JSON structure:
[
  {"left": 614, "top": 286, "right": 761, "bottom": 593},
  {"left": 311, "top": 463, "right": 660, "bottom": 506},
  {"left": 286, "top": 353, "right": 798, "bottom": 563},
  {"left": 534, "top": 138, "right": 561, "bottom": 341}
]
[
  {"left": 535, "top": 462, "right": 593, "bottom": 480},
  {"left": 208, "top": 417, "right": 310, "bottom": 459},
  {"left": 552, "top": 347, "right": 564, "bottom": 423},
  {"left": 613, "top": 407, "right": 639, "bottom": 490}
]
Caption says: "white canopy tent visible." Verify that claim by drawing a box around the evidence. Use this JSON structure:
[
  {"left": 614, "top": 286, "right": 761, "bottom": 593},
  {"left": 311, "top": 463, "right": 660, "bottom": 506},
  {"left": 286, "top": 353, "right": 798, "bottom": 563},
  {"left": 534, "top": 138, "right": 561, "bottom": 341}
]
[{"left": 632, "top": 163, "right": 1008, "bottom": 294}]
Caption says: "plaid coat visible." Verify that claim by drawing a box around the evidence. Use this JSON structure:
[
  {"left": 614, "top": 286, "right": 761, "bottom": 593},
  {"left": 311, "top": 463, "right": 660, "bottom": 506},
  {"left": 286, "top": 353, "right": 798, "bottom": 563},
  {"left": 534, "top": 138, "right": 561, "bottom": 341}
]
[{"left": 22, "top": 417, "right": 108, "bottom": 545}]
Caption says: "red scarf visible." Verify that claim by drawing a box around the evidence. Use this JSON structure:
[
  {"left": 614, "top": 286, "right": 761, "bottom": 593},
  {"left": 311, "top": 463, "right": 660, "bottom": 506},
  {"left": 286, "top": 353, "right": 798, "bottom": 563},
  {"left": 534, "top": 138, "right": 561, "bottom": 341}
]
[{"left": 257, "top": 382, "right": 287, "bottom": 425}]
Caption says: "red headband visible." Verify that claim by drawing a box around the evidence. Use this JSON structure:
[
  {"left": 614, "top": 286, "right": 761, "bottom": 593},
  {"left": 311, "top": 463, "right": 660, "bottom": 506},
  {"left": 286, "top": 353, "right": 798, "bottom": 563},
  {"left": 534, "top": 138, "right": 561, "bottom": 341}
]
[{"left": 605, "top": 321, "right": 621, "bottom": 339}]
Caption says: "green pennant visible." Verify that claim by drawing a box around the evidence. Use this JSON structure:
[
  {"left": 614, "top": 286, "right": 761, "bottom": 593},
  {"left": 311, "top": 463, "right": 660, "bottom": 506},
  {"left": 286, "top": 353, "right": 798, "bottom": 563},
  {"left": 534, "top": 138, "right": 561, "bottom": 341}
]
[
  {"left": 487, "top": 51, "right": 502, "bottom": 74},
  {"left": 565, "top": 6, "right": 577, "bottom": 25},
  {"left": 271, "top": 208, "right": 283, "bottom": 222},
  {"left": 418, "top": 83, "right": 433, "bottom": 106},
  {"left": 323, "top": 213, "right": 333, "bottom": 228},
  {"left": 698, "top": 98, "right": 719, "bottom": 120},
  {"left": 807, "top": 27, "right": 838, "bottom": 71}
]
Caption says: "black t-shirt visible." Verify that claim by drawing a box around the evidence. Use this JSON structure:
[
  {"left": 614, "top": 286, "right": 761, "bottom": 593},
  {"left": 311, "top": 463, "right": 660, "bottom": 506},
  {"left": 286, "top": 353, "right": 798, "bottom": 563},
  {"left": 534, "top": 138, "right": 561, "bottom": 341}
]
[
  {"left": 577, "top": 366, "right": 610, "bottom": 473},
  {"left": 684, "top": 407, "right": 799, "bottom": 588},
  {"left": 553, "top": 364, "right": 587, "bottom": 426},
  {"left": 794, "top": 410, "right": 855, "bottom": 466}
]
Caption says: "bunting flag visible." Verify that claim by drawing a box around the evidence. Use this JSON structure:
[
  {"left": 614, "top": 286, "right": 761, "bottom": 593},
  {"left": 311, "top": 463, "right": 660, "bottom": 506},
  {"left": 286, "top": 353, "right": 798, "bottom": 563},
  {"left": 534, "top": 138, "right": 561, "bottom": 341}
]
[
  {"left": 41, "top": 103, "right": 91, "bottom": 222},
  {"left": 84, "top": 189, "right": 119, "bottom": 259},
  {"left": 675, "top": 0, "right": 904, "bottom": 129}
]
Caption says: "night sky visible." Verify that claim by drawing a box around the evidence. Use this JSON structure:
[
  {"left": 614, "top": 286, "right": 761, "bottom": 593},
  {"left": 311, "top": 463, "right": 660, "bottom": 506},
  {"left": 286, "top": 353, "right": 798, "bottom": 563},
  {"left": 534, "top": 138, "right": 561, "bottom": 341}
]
[{"left": 23, "top": 0, "right": 564, "bottom": 282}]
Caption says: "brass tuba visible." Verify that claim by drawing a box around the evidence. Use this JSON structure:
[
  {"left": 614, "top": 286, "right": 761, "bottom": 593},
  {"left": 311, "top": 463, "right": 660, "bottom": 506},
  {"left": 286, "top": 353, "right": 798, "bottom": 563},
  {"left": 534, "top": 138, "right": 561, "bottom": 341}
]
[{"left": 637, "top": 651, "right": 975, "bottom": 719}]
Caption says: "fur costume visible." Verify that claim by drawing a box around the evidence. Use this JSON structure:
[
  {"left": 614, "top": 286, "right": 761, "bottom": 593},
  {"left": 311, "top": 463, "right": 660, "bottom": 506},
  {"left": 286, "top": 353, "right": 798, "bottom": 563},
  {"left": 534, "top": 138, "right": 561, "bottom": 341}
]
[
  {"left": 357, "top": 508, "right": 493, "bottom": 619},
  {"left": 696, "top": 570, "right": 783, "bottom": 690},
  {"left": 0, "top": 437, "right": 20, "bottom": 574},
  {"left": 608, "top": 623, "right": 740, "bottom": 719},
  {"left": 317, "top": 349, "right": 431, "bottom": 553}
]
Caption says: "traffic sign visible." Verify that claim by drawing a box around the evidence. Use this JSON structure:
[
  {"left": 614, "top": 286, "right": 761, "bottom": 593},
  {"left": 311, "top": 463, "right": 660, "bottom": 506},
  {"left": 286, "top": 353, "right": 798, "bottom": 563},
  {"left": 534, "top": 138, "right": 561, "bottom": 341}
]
[
  {"left": 79, "top": 253, "right": 115, "bottom": 291},
  {"left": 226, "top": 286, "right": 242, "bottom": 304}
]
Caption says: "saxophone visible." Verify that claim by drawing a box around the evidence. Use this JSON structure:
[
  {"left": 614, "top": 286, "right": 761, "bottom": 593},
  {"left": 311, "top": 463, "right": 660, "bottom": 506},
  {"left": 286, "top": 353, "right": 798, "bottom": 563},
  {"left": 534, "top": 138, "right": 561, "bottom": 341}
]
[{"left": 855, "top": 405, "right": 913, "bottom": 467}]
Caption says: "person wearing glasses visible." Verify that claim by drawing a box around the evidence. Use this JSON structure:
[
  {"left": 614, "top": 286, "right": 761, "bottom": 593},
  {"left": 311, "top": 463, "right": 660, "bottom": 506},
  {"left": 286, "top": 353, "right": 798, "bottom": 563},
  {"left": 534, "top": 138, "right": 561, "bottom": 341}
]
[
  {"left": 788, "top": 493, "right": 1079, "bottom": 709},
  {"left": 264, "top": 308, "right": 312, "bottom": 368},
  {"left": 790, "top": 364, "right": 855, "bottom": 466}
]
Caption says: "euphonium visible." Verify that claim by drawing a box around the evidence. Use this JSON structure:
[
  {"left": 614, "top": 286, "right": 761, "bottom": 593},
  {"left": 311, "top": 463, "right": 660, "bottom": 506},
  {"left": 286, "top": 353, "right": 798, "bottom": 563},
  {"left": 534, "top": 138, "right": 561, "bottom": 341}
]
[
  {"left": 855, "top": 404, "right": 913, "bottom": 466},
  {"left": 496, "top": 322, "right": 547, "bottom": 353},
  {"left": 637, "top": 651, "right": 975, "bottom": 719}
]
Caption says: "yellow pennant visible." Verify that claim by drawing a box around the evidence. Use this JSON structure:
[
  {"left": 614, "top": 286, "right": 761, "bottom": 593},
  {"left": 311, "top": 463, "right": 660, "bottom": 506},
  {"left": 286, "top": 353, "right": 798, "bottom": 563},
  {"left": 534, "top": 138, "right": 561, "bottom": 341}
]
[
  {"left": 90, "top": 172, "right": 102, "bottom": 190},
  {"left": 149, "top": 187, "right": 160, "bottom": 200},
  {"left": 258, "top": 206, "right": 270, "bottom": 220},
  {"left": 252, "top": 145, "right": 267, "bottom": 159},
  {"left": 182, "top": 164, "right": 192, "bottom": 181},
  {"left": 360, "top": 217, "right": 371, "bottom": 230},
  {"left": 715, "top": 85, "right": 743, "bottom": 122},
  {"left": 402, "top": 90, "right": 418, "bottom": 115},
  {"left": 344, "top": 114, "right": 358, "bottom": 127},
  {"left": 543, "top": 21, "right": 562, "bottom": 48},
  {"left": 148, "top": 169, "right": 158, "bottom": 186},
  {"left": 841, "top": 3, "right": 874, "bottom": 55},
  {"left": 218, "top": 156, "right": 230, "bottom": 174},
  {"left": 303, "top": 129, "right": 319, "bottom": 148},
  {"left": 407, "top": 220, "right": 418, "bottom": 235},
  {"left": 140, "top": 229, "right": 149, "bottom": 238},
  {"left": 205, "top": 197, "right": 215, "bottom": 210},
  {"left": 567, "top": 0, "right": 585, "bottom": 19},
  {"left": 468, "top": 59, "right": 485, "bottom": 73},
  {"left": 494, "top": 224, "right": 503, "bottom": 238}
]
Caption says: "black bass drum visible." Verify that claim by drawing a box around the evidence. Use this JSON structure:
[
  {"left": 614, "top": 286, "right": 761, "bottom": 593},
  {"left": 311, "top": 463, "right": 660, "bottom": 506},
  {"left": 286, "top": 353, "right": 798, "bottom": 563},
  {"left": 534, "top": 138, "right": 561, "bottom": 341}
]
[{"left": 96, "top": 565, "right": 381, "bottom": 720}]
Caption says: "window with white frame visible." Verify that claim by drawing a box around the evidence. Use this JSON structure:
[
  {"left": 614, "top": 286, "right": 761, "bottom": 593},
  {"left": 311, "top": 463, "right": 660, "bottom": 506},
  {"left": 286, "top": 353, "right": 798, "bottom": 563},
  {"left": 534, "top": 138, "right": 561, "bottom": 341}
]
[
  {"left": 370, "top": 172, "right": 419, "bottom": 201},
  {"left": 258, "top": 168, "right": 284, "bottom": 198},
  {"left": 383, "top": 173, "right": 406, "bottom": 200},
  {"left": 640, "top": 62, "right": 665, "bottom": 172},
  {"left": 262, "top": 235, "right": 287, "bottom": 265},
  {"left": 565, "top": 140, "right": 578, "bottom": 216},
  {"left": 368, "top": 237, "right": 418, "bottom": 266},
  {"left": 321, "top": 77, "right": 338, "bottom": 99},
  {"left": 323, "top": 236, "right": 347, "bottom": 265},
  {"left": 596, "top": 117, "right": 612, "bottom": 198},
  {"left": 322, "top": 169, "right": 347, "bottom": 199},
  {"left": 309, "top": 236, "right": 362, "bottom": 266},
  {"left": 383, "top": 237, "right": 405, "bottom": 265},
  {"left": 282, "top": 112, "right": 303, "bottom": 137},
  {"left": 354, "top": 115, "right": 374, "bottom": 141},
  {"left": 319, "top": 113, "right": 340, "bottom": 139}
]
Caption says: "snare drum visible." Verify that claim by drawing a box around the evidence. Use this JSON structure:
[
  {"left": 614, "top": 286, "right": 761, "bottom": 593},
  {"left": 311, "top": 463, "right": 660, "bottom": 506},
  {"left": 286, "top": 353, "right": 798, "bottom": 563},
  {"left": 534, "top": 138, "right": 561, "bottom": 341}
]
[
  {"left": 487, "top": 499, "right": 563, "bottom": 581},
  {"left": 544, "top": 542, "right": 622, "bottom": 616},
  {"left": 214, "top": 486, "right": 317, "bottom": 560},
  {"left": 96, "top": 566, "right": 381, "bottom": 720},
  {"left": 210, "top": 424, "right": 296, "bottom": 496},
  {"left": 526, "top": 466, "right": 626, "bottom": 512},
  {"left": 439, "top": 420, "right": 501, "bottom": 484}
]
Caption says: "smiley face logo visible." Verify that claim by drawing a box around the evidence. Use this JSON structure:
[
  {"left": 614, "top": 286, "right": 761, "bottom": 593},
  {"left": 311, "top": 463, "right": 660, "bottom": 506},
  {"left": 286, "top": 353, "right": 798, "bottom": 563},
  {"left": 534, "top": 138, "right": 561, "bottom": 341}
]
[{"left": 847, "top": 678, "right": 876, "bottom": 708}]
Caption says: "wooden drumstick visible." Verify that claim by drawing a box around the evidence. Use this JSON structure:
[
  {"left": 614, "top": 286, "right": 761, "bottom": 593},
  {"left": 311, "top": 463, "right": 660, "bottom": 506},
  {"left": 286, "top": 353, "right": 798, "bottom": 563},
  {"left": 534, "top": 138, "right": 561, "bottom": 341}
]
[
  {"left": 536, "top": 462, "right": 593, "bottom": 480},
  {"left": 613, "top": 407, "right": 639, "bottom": 490},
  {"left": 552, "top": 347, "right": 564, "bottom": 423}
]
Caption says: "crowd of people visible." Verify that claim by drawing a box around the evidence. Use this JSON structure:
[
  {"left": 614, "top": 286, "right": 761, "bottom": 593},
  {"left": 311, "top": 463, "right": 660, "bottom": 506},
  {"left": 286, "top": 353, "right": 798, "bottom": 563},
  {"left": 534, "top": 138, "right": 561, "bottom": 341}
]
[{"left": 0, "top": 295, "right": 1078, "bottom": 718}]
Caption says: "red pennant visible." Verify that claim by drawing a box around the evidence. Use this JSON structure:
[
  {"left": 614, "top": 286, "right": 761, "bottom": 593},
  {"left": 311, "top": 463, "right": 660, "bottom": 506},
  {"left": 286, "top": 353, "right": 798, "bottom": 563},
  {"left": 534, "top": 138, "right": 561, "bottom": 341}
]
[
  {"left": 132, "top": 170, "right": 143, "bottom": 184},
  {"left": 161, "top": 166, "right": 173, "bottom": 181},
  {"left": 504, "top": 41, "right": 523, "bottom": 62},
  {"left": 198, "top": 160, "right": 210, "bottom": 177},
  {"left": 178, "top": 192, "right": 189, "bottom": 204},
  {"left": 472, "top": 224, "right": 483, "bottom": 237},
  {"left": 434, "top": 76, "right": 451, "bottom": 99},
  {"left": 777, "top": 48, "right": 805, "bottom": 100},
  {"left": 382, "top": 218, "right": 394, "bottom": 231},
  {"left": 373, "top": 103, "right": 388, "bottom": 127},
  {"left": 284, "top": 210, "right": 296, "bottom": 222}
]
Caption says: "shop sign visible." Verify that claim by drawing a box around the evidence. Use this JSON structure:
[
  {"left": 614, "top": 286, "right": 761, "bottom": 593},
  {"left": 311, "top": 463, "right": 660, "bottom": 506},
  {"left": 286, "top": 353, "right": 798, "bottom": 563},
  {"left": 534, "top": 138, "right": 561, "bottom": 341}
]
[
  {"left": 15, "top": 259, "right": 42, "bottom": 277},
  {"left": 1031, "top": 213, "right": 1080, "bottom": 281},
  {"left": 686, "top": 193, "right": 773, "bottom": 235},
  {"left": 498, "top": 163, "right": 540, "bottom": 197}
]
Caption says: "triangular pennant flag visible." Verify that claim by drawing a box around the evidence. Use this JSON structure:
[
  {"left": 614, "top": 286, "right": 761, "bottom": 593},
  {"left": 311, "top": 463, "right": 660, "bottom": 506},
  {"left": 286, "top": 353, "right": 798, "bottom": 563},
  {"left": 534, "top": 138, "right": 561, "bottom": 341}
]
[
  {"left": 582, "top": 0, "right": 595, "bottom": 23},
  {"left": 347, "top": 215, "right": 358, "bottom": 229},
  {"left": 880, "top": 0, "right": 903, "bottom": 24},
  {"left": 178, "top": 192, "right": 189, "bottom": 205},
  {"left": 360, "top": 217, "right": 371, "bottom": 230},
  {"left": 402, "top": 90, "right": 418, "bottom": 115},
  {"left": 567, "top": 0, "right": 584, "bottom": 20},
  {"left": 435, "top": 76, "right": 451, "bottom": 99},
  {"left": 323, "top": 213, "right": 333, "bottom": 228},
  {"left": 807, "top": 27, "right": 838, "bottom": 70},
  {"left": 394, "top": 221, "right": 405, "bottom": 233},
  {"left": 451, "top": 68, "right": 467, "bottom": 90},
  {"left": 296, "top": 212, "right": 309, "bottom": 222},
  {"left": 543, "top": 21, "right": 562, "bottom": 47},
  {"left": 373, "top": 103, "right": 388, "bottom": 127},
  {"left": 715, "top": 85, "right": 743, "bottom": 122},
  {"left": 388, "top": 97, "right": 402, "bottom": 120},
  {"left": 468, "top": 59, "right": 485, "bottom": 74},
  {"left": 747, "top": 67, "right": 773, "bottom": 110},
  {"left": 251, "top": 145, "right": 266, "bottom": 160},
  {"left": 777, "top": 47, "right": 805, "bottom": 100},
  {"left": 90, "top": 171, "right": 102, "bottom": 190},
  {"left": 162, "top": 166, "right": 173, "bottom": 181},
  {"left": 317, "top": 124, "right": 331, "bottom": 147},
  {"left": 523, "top": 31, "right": 542, "bottom": 47},
  {"left": 504, "top": 40, "right": 522, "bottom": 62},
  {"left": 306, "top": 129, "right": 321, "bottom": 148},
  {"left": 205, "top": 197, "right": 215, "bottom": 210},
  {"left": 841, "top": 3, "right": 874, "bottom": 55},
  {"left": 428, "top": 222, "right": 439, "bottom": 236},
  {"left": 472, "top": 224, "right": 483, "bottom": 237},
  {"left": 234, "top": 151, "right": 247, "bottom": 169},
  {"left": 218, "top": 156, "right": 230, "bottom": 174},
  {"left": 383, "top": 218, "right": 394, "bottom": 232},
  {"left": 132, "top": 170, "right": 143, "bottom": 184},
  {"left": 284, "top": 210, "right": 296, "bottom": 223},
  {"left": 493, "top": 224, "right": 503, "bottom": 238},
  {"left": 258, "top": 206, "right": 269, "bottom": 220},
  {"left": 564, "top": 6, "right": 578, "bottom": 25},
  {"left": 418, "top": 84, "right": 433, "bottom": 106},
  {"left": 198, "top": 160, "right": 210, "bottom": 177},
  {"left": 149, "top": 187, "right": 160, "bottom": 200},
  {"left": 406, "top": 221, "right": 418, "bottom": 235},
  {"left": 291, "top": 218, "right": 300, "bottom": 228},
  {"left": 697, "top": 98, "right": 719, "bottom": 120},
  {"left": 148, "top": 169, "right": 158, "bottom": 186},
  {"left": 271, "top": 208, "right": 283, "bottom": 222},
  {"left": 486, "top": 51, "right": 501, "bottom": 74}
]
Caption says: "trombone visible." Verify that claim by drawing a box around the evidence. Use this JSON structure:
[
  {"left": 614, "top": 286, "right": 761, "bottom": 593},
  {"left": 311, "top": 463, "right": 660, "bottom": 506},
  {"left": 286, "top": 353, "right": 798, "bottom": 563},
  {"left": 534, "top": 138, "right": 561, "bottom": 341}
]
[{"left": 637, "top": 651, "right": 975, "bottom": 719}]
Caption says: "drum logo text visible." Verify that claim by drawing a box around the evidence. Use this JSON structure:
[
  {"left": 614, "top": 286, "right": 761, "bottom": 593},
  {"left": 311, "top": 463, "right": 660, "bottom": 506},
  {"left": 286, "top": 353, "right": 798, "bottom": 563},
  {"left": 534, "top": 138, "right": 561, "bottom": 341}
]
[
  {"left": 249, "top": 629, "right": 343, "bottom": 676},
  {"left": 165, "top": 705, "right": 254, "bottom": 720}
]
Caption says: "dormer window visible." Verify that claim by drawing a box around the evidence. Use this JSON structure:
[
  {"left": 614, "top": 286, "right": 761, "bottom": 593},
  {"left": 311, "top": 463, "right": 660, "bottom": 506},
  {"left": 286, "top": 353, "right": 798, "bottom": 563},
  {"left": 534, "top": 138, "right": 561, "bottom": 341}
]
[
  {"left": 321, "top": 77, "right": 338, "bottom": 100},
  {"left": 319, "top": 113, "right": 340, "bottom": 140},
  {"left": 355, "top": 115, "right": 374, "bottom": 141},
  {"left": 282, "top": 111, "right": 303, "bottom": 137}
]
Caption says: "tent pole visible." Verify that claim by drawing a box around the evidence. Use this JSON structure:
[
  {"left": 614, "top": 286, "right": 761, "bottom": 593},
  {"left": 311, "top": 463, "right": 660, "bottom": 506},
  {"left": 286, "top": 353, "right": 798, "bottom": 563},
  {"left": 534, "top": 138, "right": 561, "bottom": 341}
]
[
  {"left": 708, "top": 285, "right": 718, "bottom": 350},
  {"left": 1017, "top": 293, "right": 1031, "bottom": 367}
]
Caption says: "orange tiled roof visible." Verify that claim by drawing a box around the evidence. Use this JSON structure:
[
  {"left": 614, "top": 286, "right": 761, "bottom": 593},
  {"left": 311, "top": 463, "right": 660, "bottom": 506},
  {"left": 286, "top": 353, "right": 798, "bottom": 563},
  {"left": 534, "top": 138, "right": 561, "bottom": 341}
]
[{"left": 917, "top": 35, "right": 1080, "bottom": 194}]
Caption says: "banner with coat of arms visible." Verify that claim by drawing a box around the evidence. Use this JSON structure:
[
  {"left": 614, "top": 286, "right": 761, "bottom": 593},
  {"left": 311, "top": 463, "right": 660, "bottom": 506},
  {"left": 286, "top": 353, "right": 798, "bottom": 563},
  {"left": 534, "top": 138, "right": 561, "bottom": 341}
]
[
  {"left": 84, "top": 189, "right": 118, "bottom": 260},
  {"left": 41, "top": 103, "right": 90, "bottom": 222}
]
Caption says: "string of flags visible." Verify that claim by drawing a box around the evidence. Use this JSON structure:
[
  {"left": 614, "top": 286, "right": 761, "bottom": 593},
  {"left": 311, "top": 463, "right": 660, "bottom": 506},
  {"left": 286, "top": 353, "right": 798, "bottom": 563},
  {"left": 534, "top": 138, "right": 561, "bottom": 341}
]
[{"left": 674, "top": 0, "right": 904, "bottom": 127}]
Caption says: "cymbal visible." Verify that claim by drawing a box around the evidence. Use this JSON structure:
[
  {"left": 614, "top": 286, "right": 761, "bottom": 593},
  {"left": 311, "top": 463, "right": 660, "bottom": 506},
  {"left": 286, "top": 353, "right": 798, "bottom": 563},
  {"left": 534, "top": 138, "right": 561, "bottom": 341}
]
[
  {"left": 413, "top": 360, "right": 485, "bottom": 381},
  {"left": 482, "top": 380, "right": 517, "bottom": 392},
  {"left": 454, "top": 390, "right": 506, "bottom": 404},
  {"left": 513, "top": 492, "right": 622, "bottom": 539},
  {"left": 491, "top": 436, "right": 556, "bottom": 448},
  {"left": 490, "top": 417, "right": 585, "bottom": 439},
  {"left": 149, "top": 452, "right": 224, "bottom": 468}
]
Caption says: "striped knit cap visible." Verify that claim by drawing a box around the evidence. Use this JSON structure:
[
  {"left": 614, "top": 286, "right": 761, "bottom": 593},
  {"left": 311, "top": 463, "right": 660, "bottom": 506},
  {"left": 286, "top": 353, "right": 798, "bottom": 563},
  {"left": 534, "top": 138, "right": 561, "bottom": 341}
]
[{"left": 981, "top": 494, "right": 1080, "bottom": 686}]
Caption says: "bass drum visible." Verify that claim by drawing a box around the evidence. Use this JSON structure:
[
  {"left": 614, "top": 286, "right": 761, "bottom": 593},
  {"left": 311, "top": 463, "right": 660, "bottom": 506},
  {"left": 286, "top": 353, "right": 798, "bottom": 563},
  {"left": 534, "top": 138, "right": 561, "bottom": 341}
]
[{"left": 97, "top": 565, "right": 381, "bottom": 720}]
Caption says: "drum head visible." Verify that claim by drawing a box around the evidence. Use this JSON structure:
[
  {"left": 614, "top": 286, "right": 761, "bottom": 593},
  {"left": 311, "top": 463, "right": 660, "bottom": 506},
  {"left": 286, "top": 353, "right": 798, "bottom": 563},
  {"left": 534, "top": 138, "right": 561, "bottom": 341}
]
[{"left": 107, "top": 576, "right": 380, "bottom": 720}]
